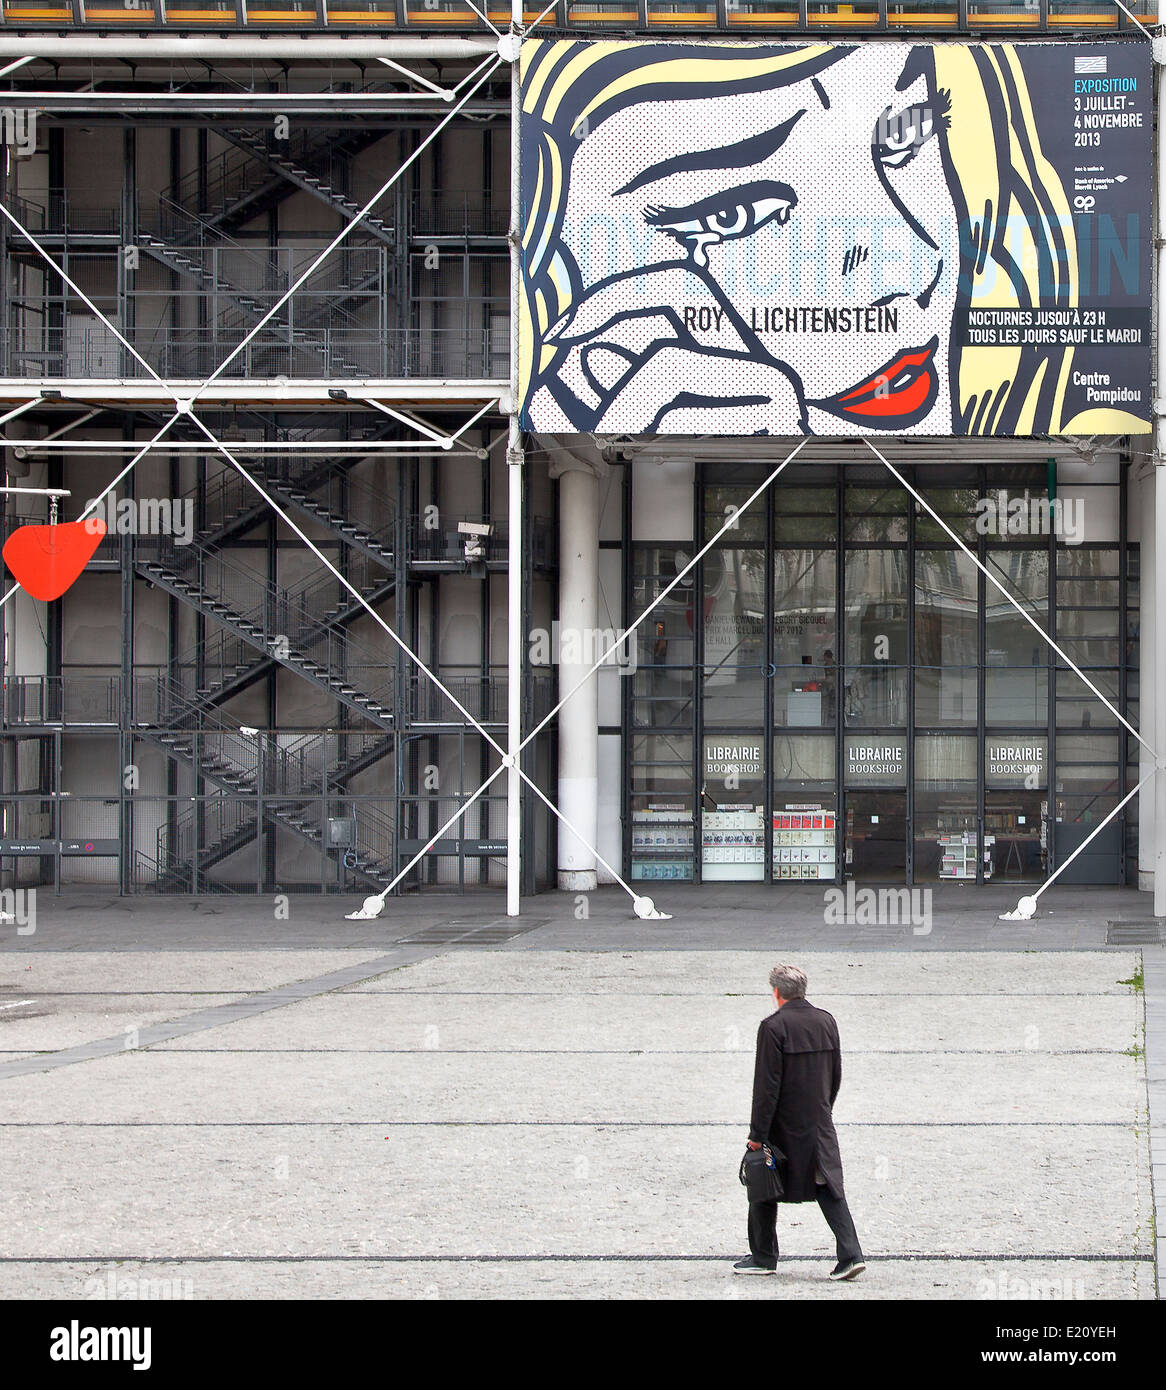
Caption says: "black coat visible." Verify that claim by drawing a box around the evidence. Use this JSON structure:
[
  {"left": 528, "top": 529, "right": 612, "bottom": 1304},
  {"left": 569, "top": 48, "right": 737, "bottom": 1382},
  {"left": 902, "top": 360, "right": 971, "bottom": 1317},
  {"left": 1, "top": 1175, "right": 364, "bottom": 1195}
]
[{"left": 748, "top": 997, "right": 845, "bottom": 1202}]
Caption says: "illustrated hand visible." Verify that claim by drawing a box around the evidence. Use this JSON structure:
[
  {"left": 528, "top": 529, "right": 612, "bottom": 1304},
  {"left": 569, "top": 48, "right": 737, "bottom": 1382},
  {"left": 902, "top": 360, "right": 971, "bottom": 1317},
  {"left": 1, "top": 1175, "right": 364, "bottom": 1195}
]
[{"left": 529, "top": 262, "right": 807, "bottom": 434}]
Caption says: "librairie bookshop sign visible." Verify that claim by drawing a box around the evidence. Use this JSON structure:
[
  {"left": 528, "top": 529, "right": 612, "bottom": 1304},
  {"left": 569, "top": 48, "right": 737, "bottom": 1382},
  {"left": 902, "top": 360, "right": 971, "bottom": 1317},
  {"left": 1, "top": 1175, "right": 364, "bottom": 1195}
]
[
  {"left": 985, "top": 738, "right": 1047, "bottom": 787},
  {"left": 704, "top": 739, "right": 763, "bottom": 784},
  {"left": 845, "top": 737, "right": 906, "bottom": 786}
]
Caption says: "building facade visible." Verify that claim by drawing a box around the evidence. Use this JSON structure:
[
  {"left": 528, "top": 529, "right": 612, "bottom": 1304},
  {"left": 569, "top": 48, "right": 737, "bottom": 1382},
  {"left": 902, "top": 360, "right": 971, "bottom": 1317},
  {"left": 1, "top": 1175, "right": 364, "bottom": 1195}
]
[{"left": 0, "top": 4, "right": 1157, "bottom": 904}]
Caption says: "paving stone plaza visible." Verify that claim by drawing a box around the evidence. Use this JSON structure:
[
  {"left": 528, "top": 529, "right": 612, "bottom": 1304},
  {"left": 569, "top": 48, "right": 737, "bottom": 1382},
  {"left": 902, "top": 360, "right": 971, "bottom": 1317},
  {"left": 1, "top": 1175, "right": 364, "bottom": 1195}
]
[{"left": 0, "top": 886, "right": 1161, "bottom": 1301}]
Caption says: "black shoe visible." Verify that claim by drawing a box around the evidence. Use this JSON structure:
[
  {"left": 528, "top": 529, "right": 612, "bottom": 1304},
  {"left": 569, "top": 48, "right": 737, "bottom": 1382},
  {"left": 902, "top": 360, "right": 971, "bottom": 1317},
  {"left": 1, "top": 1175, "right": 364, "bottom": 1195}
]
[
  {"left": 829, "top": 1258, "right": 866, "bottom": 1281},
  {"left": 733, "top": 1256, "right": 776, "bottom": 1275}
]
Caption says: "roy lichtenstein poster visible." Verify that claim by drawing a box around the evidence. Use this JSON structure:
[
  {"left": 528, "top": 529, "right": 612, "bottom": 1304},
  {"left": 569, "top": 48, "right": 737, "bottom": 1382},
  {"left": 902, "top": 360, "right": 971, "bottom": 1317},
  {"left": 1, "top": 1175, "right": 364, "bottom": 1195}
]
[{"left": 518, "top": 40, "right": 1151, "bottom": 437}]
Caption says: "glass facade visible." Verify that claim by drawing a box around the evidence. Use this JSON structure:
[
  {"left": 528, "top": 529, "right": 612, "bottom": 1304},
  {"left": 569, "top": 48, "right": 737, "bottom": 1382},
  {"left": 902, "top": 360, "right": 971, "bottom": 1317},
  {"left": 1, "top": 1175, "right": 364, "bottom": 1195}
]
[{"left": 626, "top": 460, "right": 1137, "bottom": 887}]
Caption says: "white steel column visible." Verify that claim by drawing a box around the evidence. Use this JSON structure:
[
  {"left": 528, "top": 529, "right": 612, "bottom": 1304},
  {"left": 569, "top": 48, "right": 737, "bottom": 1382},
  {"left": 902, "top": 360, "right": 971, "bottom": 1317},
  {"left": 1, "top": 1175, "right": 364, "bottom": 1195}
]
[
  {"left": 554, "top": 458, "right": 602, "bottom": 892},
  {"left": 1155, "top": 38, "right": 1166, "bottom": 916},
  {"left": 507, "top": 420, "right": 523, "bottom": 916},
  {"left": 506, "top": 16, "right": 523, "bottom": 916}
]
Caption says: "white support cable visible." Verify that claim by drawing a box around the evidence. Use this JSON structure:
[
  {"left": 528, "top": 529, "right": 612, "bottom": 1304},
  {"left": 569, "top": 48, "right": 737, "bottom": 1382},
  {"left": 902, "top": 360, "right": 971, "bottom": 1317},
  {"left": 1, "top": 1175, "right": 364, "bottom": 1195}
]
[
  {"left": 447, "top": 397, "right": 502, "bottom": 442},
  {"left": 0, "top": 399, "right": 41, "bottom": 428},
  {"left": 0, "top": 414, "right": 181, "bottom": 614},
  {"left": 462, "top": 0, "right": 504, "bottom": 38},
  {"left": 1108, "top": 0, "right": 1153, "bottom": 39},
  {"left": 520, "top": 767, "right": 640, "bottom": 898},
  {"left": 998, "top": 770, "right": 1152, "bottom": 920},
  {"left": 452, "top": 54, "right": 503, "bottom": 96},
  {"left": 372, "top": 55, "right": 453, "bottom": 100},
  {"left": 359, "top": 396, "right": 453, "bottom": 447},
  {"left": 346, "top": 743, "right": 647, "bottom": 919},
  {"left": 0, "top": 198, "right": 186, "bottom": 398},
  {"left": 185, "top": 56, "right": 503, "bottom": 406},
  {"left": 183, "top": 411, "right": 649, "bottom": 917},
  {"left": 864, "top": 438, "right": 1155, "bottom": 759},
  {"left": 517, "top": 440, "right": 808, "bottom": 758},
  {"left": 527, "top": 0, "right": 559, "bottom": 33},
  {"left": 186, "top": 412, "right": 512, "bottom": 758},
  {"left": 346, "top": 763, "right": 509, "bottom": 916},
  {"left": 0, "top": 56, "right": 34, "bottom": 80}
]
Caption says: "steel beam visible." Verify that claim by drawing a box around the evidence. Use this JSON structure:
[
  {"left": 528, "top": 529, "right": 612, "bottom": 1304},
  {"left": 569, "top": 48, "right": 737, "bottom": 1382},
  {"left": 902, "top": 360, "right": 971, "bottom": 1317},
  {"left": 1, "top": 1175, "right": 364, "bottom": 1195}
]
[{"left": 0, "top": 36, "right": 496, "bottom": 60}]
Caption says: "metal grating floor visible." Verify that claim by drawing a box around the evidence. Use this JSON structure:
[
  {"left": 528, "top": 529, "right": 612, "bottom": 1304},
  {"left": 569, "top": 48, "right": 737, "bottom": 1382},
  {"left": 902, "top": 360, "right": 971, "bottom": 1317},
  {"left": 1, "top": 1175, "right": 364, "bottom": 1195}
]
[
  {"left": 1106, "top": 920, "right": 1166, "bottom": 946},
  {"left": 393, "top": 919, "right": 548, "bottom": 946}
]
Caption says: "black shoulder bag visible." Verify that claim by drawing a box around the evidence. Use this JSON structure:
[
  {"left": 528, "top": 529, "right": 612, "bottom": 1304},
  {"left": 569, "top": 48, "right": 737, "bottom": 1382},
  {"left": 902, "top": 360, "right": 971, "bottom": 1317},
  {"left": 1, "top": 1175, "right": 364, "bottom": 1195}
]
[{"left": 739, "top": 1143, "right": 785, "bottom": 1201}]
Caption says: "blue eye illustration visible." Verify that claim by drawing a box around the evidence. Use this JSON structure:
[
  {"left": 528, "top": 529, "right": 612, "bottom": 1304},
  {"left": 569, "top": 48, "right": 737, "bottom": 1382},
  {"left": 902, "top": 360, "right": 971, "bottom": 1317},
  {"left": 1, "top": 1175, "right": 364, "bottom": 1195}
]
[
  {"left": 643, "top": 179, "right": 797, "bottom": 268},
  {"left": 874, "top": 92, "right": 950, "bottom": 170}
]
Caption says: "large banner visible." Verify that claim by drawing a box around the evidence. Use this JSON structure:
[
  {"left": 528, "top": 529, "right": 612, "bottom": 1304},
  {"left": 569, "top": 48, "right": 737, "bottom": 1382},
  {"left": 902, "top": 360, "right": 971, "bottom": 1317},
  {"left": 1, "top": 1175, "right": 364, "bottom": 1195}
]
[{"left": 519, "top": 40, "right": 1151, "bottom": 437}]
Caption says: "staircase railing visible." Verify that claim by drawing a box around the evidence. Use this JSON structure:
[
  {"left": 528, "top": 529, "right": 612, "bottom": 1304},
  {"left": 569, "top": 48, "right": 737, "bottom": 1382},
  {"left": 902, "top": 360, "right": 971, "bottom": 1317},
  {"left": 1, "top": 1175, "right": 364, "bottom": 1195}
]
[
  {"left": 192, "top": 449, "right": 398, "bottom": 551},
  {"left": 135, "top": 533, "right": 397, "bottom": 716},
  {"left": 166, "top": 543, "right": 397, "bottom": 708}
]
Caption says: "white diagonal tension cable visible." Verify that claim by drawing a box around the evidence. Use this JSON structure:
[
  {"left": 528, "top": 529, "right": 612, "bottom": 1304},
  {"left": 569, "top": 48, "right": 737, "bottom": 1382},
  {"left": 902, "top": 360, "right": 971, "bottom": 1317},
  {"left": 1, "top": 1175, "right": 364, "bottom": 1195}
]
[
  {"left": 1, "top": 143, "right": 605, "bottom": 915},
  {"left": 2, "top": 51, "right": 641, "bottom": 913},
  {"left": 420, "top": 437, "right": 804, "bottom": 923},
  {"left": 518, "top": 440, "right": 808, "bottom": 757},
  {"left": 865, "top": 438, "right": 1153, "bottom": 757},
  {"left": 998, "top": 770, "right": 1152, "bottom": 921},
  {"left": 865, "top": 436, "right": 1154, "bottom": 921},
  {"left": 180, "top": 413, "right": 635, "bottom": 912},
  {"left": 184, "top": 55, "right": 504, "bottom": 405}
]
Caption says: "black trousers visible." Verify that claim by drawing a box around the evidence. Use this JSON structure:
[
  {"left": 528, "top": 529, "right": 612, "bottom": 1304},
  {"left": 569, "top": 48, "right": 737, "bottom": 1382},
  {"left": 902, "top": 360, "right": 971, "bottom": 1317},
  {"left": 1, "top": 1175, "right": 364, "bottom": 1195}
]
[{"left": 748, "top": 1186, "right": 863, "bottom": 1267}]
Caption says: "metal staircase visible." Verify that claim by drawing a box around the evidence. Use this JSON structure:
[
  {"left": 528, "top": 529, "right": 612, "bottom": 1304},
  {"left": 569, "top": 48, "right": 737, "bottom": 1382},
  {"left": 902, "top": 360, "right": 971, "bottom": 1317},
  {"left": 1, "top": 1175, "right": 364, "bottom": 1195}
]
[
  {"left": 192, "top": 447, "right": 400, "bottom": 566},
  {"left": 137, "top": 540, "right": 397, "bottom": 730},
  {"left": 166, "top": 124, "right": 396, "bottom": 249},
  {"left": 150, "top": 798, "right": 396, "bottom": 894},
  {"left": 211, "top": 127, "right": 396, "bottom": 247},
  {"left": 135, "top": 198, "right": 373, "bottom": 377},
  {"left": 133, "top": 684, "right": 396, "bottom": 891}
]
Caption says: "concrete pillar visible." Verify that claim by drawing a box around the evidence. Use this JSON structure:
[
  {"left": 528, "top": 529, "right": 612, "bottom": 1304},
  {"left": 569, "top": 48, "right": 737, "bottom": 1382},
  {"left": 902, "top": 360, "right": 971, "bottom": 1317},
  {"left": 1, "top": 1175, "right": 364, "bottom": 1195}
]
[{"left": 548, "top": 438, "right": 608, "bottom": 892}]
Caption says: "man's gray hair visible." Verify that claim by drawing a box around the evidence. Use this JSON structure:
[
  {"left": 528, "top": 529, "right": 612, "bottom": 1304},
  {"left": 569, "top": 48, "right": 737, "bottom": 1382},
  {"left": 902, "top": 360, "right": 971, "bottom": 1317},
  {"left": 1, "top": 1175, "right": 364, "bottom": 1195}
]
[{"left": 769, "top": 964, "right": 807, "bottom": 999}]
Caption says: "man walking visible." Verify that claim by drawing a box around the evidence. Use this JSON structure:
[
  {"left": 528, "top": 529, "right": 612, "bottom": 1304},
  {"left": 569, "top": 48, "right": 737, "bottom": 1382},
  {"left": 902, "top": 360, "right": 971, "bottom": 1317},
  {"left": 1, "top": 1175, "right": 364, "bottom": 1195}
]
[{"left": 734, "top": 963, "right": 866, "bottom": 1280}]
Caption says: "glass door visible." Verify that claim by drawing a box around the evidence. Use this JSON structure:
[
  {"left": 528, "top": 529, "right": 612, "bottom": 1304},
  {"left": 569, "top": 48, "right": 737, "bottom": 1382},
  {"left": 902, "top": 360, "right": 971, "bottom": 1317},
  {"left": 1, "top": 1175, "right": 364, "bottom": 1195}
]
[{"left": 844, "top": 790, "right": 908, "bottom": 881}]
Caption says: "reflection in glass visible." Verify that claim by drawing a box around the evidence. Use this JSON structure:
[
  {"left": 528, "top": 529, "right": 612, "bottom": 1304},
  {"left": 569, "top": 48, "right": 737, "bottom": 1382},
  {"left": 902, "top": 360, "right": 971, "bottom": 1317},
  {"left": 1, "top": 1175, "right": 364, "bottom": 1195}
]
[
  {"left": 844, "top": 549, "right": 907, "bottom": 727},
  {"left": 916, "top": 667, "right": 977, "bottom": 724},
  {"left": 703, "top": 545, "right": 765, "bottom": 725},
  {"left": 914, "top": 733, "right": 977, "bottom": 881},
  {"left": 985, "top": 790, "right": 1046, "bottom": 881},
  {"left": 773, "top": 548, "right": 836, "bottom": 728},
  {"left": 985, "top": 667, "right": 1047, "bottom": 725}
]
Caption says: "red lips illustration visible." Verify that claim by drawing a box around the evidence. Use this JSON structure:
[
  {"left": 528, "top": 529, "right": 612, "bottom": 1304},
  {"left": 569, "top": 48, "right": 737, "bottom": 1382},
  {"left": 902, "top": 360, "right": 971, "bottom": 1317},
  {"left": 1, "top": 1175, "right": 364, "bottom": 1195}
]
[
  {"left": 3, "top": 519, "right": 107, "bottom": 601},
  {"left": 812, "top": 336, "right": 940, "bottom": 429}
]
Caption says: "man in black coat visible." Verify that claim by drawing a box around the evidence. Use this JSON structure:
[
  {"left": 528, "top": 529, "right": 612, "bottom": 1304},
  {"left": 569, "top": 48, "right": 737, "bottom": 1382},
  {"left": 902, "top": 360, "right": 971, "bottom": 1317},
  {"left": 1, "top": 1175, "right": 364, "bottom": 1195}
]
[{"left": 734, "top": 963, "right": 866, "bottom": 1279}]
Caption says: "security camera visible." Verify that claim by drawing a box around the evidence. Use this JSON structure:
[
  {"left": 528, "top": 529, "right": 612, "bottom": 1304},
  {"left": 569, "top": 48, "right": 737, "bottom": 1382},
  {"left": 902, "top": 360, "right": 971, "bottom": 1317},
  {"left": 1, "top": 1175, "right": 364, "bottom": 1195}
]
[{"left": 458, "top": 520, "right": 492, "bottom": 561}]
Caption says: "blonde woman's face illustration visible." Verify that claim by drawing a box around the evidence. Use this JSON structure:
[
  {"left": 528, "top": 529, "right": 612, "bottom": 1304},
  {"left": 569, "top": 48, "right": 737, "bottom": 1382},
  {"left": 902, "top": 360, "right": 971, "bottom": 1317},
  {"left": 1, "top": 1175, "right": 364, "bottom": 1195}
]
[{"left": 545, "top": 46, "right": 960, "bottom": 434}]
